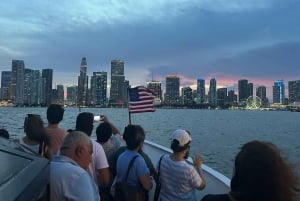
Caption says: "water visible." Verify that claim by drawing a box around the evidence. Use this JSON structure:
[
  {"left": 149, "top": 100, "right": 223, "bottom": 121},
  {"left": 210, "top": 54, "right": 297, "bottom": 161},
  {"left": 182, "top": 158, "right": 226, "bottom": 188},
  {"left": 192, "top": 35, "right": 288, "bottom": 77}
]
[{"left": 1, "top": 107, "right": 299, "bottom": 178}]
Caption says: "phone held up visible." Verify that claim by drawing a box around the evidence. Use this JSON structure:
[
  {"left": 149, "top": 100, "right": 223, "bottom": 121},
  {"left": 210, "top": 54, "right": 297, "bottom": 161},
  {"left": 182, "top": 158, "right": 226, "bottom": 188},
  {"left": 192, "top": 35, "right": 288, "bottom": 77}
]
[{"left": 94, "top": 115, "right": 104, "bottom": 121}]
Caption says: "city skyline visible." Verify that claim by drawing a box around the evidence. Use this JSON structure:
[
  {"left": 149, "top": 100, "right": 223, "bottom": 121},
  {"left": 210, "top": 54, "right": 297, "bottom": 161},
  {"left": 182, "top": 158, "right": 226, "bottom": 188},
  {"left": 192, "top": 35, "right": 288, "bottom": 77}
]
[{"left": 1, "top": 1, "right": 300, "bottom": 98}]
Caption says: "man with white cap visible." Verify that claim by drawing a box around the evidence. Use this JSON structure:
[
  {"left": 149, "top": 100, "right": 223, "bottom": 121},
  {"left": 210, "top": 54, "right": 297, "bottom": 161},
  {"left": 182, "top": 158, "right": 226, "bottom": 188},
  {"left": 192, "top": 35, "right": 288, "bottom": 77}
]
[{"left": 156, "top": 129, "right": 206, "bottom": 201}]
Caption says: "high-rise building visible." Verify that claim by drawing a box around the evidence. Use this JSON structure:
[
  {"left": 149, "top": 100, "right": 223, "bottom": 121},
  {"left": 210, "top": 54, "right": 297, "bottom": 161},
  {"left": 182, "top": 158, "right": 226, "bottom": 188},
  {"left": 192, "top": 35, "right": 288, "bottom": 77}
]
[
  {"left": 288, "top": 80, "right": 300, "bottom": 103},
  {"left": 273, "top": 80, "right": 285, "bottom": 104},
  {"left": 238, "top": 79, "right": 249, "bottom": 103},
  {"left": 77, "top": 57, "right": 88, "bottom": 106},
  {"left": 256, "top": 86, "right": 267, "bottom": 107},
  {"left": 165, "top": 75, "right": 180, "bottom": 105},
  {"left": 90, "top": 72, "right": 107, "bottom": 106},
  {"left": 42, "top": 68, "right": 53, "bottom": 106},
  {"left": 208, "top": 78, "right": 217, "bottom": 106},
  {"left": 217, "top": 88, "right": 227, "bottom": 107},
  {"left": 147, "top": 81, "right": 162, "bottom": 105},
  {"left": 248, "top": 83, "right": 253, "bottom": 97},
  {"left": 67, "top": 85, "right": 77, "bottom": 106},
  {"left": 56, "top": 84, "right": 64, "bottom": 105},
  {"left": 196, "top": 78, "right": 205, "bottom": 104},
  {"left": 1, "top": 71, "right": 11, "bottom": 100},
  {"left": 10, "top": 60, "right": 25, "bottom": 105},
  {"left": 227, "top": 89, "right": 237, "bottom": 106},
  {"left": 109, "top": 60, "right": 126, "bottom": 106},
  {"left": 181, "top": 87, "right": 193, "bottom": 106}
]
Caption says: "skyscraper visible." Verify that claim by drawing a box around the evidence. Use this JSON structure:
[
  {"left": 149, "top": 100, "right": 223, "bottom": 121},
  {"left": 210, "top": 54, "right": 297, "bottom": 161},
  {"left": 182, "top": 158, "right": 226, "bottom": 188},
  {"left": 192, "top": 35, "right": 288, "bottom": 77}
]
[
  {"left": 288, "top": 80, "right": 300, "bottom": 102},
  {"left": 1, "top": 71, "right": 11, "bottom": 100},
  {"left": 77, "top": 57, "right": 88, "bottom": 106},
  {"left": 181, "top": 86, "right": 193, "bottom": 106},
  {"left": 208, "top": 78, "right": 217, "bottom": 106},
  {"left": 90, "top": 71, "right": 107, "bottom": 106},
  {"left": 196, "top": 78, "right": 205, "bottom": 104},
  {"left": 109, "top": 60, "right": 125, "bottom": 106},
  {"left": 67, "top": 85, "right": 77, "bottom": 106},
  {"left": 165, "top": 75, "right": 180, "bottom": 106},
  {"left": 238, "top": 79, "right": 249, "bottom": 103},
  {"left": 42, "top": 68, "right": 53, "bottom": 106},
  {"left": 273, "top": 80, "right": 285, "bottom": 104},
  {"left": 10, "top": 60, "right": 25, "bottom": 105},
  {"left": 147, "top": 80, "right": 162, "bottom": 105}
]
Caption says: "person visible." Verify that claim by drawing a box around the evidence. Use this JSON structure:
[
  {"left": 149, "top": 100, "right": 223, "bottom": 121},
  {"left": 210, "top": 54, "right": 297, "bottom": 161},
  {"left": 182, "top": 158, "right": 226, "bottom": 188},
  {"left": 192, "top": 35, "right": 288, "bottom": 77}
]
[
  {"left": 50, "top": 131, "right": 100, "bottom": 201},
  {"left": 15, "top": 114, "right": 46, "bottom": 154},
  {"left": 74, "top": 112, "right": 110, "bottom": 186},
  {"left": 113, "top": 124, "right": 153, "bottom": 200},
  {"left": 157, "top": 129, "right": 206, "bottom": 201},
  {"left": 201, "top": 140, "right": 300, "bottom": 201},
  {"left": 45, "top": 104, "right": 68, "bottom": 159},
  {"left": 96, "top": 115, "right": 122, "bottom": 159},
  {"left": 0, "top": 128, "right": 9, "bottom": 139}
]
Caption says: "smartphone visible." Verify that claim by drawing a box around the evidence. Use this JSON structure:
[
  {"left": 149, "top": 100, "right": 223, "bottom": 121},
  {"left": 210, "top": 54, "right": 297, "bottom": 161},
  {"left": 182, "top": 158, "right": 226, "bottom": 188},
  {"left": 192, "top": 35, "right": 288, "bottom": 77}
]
[{"left": 94, "top": 115, "right": 101, "bottom": 121}]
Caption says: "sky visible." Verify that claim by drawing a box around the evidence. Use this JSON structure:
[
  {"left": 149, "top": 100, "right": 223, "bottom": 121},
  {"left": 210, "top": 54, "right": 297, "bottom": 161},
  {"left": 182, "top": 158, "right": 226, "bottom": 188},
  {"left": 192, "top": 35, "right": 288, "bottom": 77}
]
[{"left": 1, "top": 0, "right": 300, "bottom": 100}]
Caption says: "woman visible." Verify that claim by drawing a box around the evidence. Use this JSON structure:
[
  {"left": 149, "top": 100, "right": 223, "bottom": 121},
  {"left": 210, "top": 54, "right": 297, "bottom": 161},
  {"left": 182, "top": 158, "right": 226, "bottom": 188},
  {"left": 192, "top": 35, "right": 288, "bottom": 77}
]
[
  {"left": 113, "top": 124, "right": 152, "bottom": 201},
  {"left": 157, "top": 129, "right": 206, "bottom": 201},
  {"left": 201, "top": 140, "right": 300, "bottom": 201},
  {"left": 16, "top": 114, "right": 46, "bottom": 154}
]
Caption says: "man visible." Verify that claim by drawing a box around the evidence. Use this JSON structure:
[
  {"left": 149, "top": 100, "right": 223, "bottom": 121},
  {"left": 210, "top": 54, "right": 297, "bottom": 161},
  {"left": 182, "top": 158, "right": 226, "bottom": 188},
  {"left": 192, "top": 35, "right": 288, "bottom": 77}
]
[
  {"left": 75, "top": 112, "right": 110, "bottom": 186},
  {"left": 158, "top": 129, "right": 206, "bottom": 201},
  {"left": 50, "top": 131, "right": 100, "bottom": 201},
  {"left": 45, "top": 104, "right": 68, "bottom": 158}
]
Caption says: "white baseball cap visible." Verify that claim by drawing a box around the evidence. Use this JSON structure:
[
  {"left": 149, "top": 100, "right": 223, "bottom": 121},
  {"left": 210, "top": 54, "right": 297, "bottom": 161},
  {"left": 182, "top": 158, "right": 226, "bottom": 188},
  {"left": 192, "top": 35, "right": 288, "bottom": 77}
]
[{"left": 170, "top": 129, "right": 192, "bottom": 146}]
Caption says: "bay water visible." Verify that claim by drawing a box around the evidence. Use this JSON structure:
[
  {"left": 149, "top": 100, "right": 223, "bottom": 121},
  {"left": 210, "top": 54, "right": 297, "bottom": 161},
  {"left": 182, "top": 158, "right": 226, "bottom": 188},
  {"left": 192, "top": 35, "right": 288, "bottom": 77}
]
[{"left": 1, "top": 107, "right": 299, "bottom": 178}]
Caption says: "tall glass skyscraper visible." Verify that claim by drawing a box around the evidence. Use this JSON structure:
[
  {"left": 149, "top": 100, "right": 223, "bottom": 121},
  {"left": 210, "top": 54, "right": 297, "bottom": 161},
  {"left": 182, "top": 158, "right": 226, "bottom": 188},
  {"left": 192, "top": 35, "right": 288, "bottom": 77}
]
[
  {"left": 77, "top": 57, "right": 88, "bottom": 106},
  {"left": 109, "top": 60, "right": 125, "bottom": 106},
  {"left": 1, "top": 71, "right": 11, "bottom": 100},
  {"left": 42, "top": 68, "right": 53, "bottom": 106},
  {"left": 208, "top": 78, "right": 217, "bottom": 106},
  {"left": 147, "top": 80, "right": 162, "bottom": 105},
  {"left": 165, "top": 75, "right": 180, "bottom": 105},
  {"left": 273, "top": 80, "right": 285, "bottom": 104},
  {"left": 288, "top": 80, "right": 300, "bottom": 103},
  {"left": 10, "top": 60, "right": 25, "bottom": 105},
  {"left": 196, "top": 78, "right": 205, "bottom": 104},
  {"left": 90, "top": 71, "right": 107, "bottom": 106}
]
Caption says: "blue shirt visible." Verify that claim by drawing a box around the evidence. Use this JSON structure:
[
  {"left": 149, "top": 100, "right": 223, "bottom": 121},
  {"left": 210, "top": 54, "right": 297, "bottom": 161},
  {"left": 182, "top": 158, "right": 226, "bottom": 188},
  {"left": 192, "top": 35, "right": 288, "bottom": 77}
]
[
  {"left": 116, "top": 149, "right": 149, "bottom": 187},
  {"left": 50, "top": 155, "right": 100, "bottom": 201}
]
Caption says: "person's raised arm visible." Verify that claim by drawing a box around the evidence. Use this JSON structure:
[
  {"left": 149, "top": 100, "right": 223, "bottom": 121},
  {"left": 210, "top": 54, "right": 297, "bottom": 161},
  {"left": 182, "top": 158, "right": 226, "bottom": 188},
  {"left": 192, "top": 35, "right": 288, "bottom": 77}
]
[
  {"left": 193, "top": 154, "right": 206, "bottom": 190},
  {"left": 101, "top": 115, "right": 120, "bottom": 135}
]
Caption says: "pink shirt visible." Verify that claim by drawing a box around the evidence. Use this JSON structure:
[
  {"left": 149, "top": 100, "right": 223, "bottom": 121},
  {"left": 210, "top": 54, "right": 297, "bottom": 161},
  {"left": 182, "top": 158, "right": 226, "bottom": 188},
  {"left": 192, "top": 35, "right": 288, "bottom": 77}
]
[{"left": 45, "top": 126, "right": 68, "bottom": 155}]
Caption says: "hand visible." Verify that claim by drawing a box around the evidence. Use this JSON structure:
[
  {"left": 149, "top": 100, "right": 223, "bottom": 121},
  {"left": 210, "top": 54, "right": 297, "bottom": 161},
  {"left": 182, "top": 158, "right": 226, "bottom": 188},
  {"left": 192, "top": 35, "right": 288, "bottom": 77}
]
[
  {"left": 193, "top": 154, "right": 203, "bottom": 169},
  {"left": 100, "top": 115, "right": 108, "bottom": 122}
]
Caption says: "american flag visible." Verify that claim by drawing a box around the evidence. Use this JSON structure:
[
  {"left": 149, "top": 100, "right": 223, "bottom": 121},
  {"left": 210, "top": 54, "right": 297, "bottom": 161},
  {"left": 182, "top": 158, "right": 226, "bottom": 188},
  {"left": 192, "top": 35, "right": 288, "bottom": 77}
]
[{"left": 128, "top": 86, "right": 156, "bottom": 114}]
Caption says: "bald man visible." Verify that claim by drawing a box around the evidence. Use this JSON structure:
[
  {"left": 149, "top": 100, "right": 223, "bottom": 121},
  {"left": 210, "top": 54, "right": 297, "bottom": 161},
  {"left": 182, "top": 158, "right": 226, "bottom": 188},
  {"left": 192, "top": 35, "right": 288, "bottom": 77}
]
[{"left": 50, "top": 131, "right": 100, "bottom": 201}]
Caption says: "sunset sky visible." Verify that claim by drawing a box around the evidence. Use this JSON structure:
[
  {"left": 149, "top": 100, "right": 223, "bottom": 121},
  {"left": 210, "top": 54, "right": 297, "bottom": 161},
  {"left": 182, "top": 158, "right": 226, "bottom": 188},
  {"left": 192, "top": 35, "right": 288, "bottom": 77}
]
[{"left": 1, "top": 0, "right": 300, "bottom": 99}]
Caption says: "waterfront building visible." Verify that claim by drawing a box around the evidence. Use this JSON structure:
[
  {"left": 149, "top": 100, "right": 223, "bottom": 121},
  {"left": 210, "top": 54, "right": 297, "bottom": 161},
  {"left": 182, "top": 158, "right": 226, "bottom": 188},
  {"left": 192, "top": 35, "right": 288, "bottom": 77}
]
[
  {"left": 67, "top": 85, "right": 77, "bottom": 106},
  {"left": 208, "top": 78, "right": 217, "bottom": 106},
  {"left": 10, "top": 60, "right": 25, "bottom": 105},
  {"left": 0, "top": 71, "right": 11, "bottom": 100},
  {"left": 109, "top": 59, "right": 126, "bottom": 106},
  {"left": 227, "top": 89, "right": 237, "bottom": 106},
  {"left": 288, "top": 80, "right": 300, "bottom": 102},
  {"left": 273, "top": 80, "right": 285, "bottom": 104},
  {"left": 238, "top": 79, "right": 249, "bottom": 104},
  {"left": 77, "top": 57, "right": 88, "bottom": 106},
  {"left": 217, "top": 88, "right": 227, "bottom": 107},
  {"left": 256, "top": 86, "right": 267, "bottom": 107},
  {"left": 165, "top": 75, "right": 180, "bottom": 106},
  {"left": 42, "top": 68, "right": 53, "bottom": 106},
  {"left": 181, "top": 86, "right": 193, "bottom": 106},
  {"left": 248, "top": 83, "right": 253, "bottom": 97},
  {"left": 147, "top": 80, "right": 162, "bottom": 105},
  {"left": 196, "top": 78, "right": 205, "bottom": 104},
  {"left": 24, "top": 69, "right": 34, "bottom": 105},
  {"left": 56, "top": 84, "right": 64, "bottom": 105},
  {"left": 90, "top": 71, "right": 107, "bottom": 107}
]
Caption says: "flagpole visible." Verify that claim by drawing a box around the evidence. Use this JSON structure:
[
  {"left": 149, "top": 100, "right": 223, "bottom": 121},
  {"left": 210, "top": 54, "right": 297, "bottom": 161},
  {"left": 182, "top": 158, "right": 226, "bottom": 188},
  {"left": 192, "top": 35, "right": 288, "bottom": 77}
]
[{"left": 127, "top": 87, "right": 132, "bottom": 125}]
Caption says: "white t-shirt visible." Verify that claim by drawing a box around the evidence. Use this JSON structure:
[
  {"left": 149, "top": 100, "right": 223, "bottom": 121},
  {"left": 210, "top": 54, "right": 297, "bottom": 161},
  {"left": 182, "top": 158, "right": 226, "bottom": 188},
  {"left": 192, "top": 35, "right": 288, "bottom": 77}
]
[
  {"left": 158, "top": 155, "right": 202, "bottom": 201},
  {"left": 88, "top": 140, "right": 109, "bottom": 183}
]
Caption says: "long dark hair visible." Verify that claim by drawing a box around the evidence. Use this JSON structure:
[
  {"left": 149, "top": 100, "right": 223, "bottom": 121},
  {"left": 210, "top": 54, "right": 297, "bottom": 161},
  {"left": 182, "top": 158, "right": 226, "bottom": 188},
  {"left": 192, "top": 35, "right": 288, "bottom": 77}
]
[{"left": 230, "top": 140, "right": 299, "bottom": 201}]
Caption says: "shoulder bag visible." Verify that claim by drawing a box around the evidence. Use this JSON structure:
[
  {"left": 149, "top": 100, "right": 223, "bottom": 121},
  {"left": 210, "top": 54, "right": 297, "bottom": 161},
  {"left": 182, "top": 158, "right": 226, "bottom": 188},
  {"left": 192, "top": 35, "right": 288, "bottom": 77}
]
[
  {"left": 153, "top": 155, "right": 164, "bottom": 201},
  {"left": 115, "top": 155, "right": 147, "bottom": 201}
]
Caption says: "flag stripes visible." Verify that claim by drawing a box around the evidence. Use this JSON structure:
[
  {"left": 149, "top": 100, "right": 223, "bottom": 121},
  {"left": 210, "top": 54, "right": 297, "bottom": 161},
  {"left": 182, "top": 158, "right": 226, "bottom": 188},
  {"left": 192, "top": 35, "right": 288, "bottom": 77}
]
[{"left": 128, "top": 86, "right": 156, "bottom": 114}]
